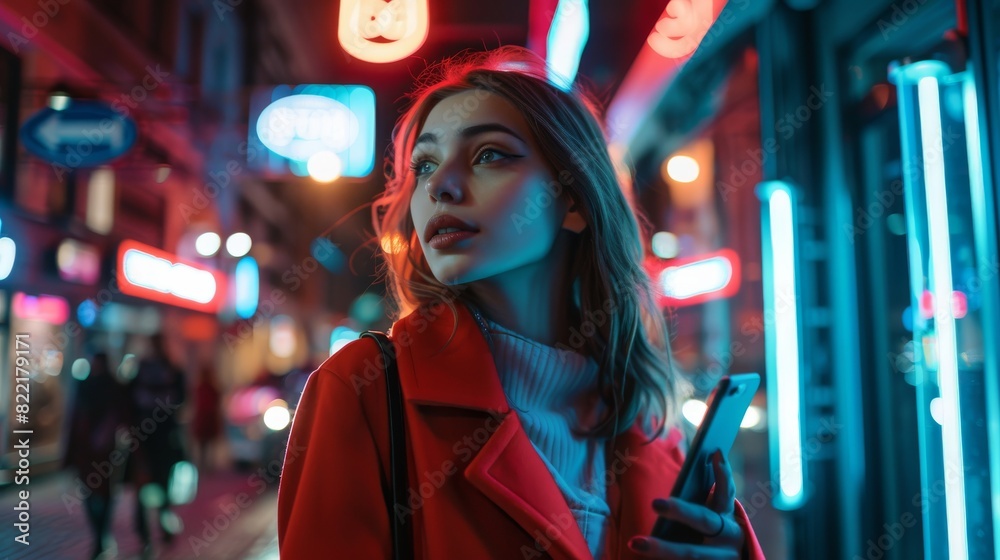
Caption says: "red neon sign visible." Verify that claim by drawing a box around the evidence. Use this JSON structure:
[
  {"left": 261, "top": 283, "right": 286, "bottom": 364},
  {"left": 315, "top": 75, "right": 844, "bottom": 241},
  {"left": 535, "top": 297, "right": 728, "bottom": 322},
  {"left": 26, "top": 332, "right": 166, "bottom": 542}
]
[
  {"left": 116, "top": 240, "right": 226, "bottom": 313},
  {"left": 644, "top": 248, "right": 742, "bottom": 308}
]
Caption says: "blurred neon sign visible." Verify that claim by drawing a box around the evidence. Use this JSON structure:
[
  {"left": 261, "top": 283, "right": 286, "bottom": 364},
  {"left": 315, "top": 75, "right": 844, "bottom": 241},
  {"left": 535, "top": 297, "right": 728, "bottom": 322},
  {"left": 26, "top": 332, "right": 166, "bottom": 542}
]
[
  {"left": 57, "top": 239, "right": 101, "bottom": 284},
  {"left": 116, "top": 240, "right": 226, "bottom": 313},
  {"left": 13, "top": 293, "right": 69, "bottom": 324},
  {"left": 257, "top": 95, "right": 359, "bottom": 161},
  {"left": 338, "top": 0, "right": 429, "bottom": 63},
  {"left": 644, "top": 248, "right": 741, "bottom": 308},
  {"left": 251, "top": 85, "right": 375, "bottom": 178}
]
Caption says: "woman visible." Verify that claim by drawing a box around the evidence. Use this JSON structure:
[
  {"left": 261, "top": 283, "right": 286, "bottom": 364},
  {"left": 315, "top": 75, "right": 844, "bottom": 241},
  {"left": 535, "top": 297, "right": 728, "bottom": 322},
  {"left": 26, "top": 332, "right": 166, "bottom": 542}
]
[{"left": 278, "top": 46, "right": 766, "bottom": 559}]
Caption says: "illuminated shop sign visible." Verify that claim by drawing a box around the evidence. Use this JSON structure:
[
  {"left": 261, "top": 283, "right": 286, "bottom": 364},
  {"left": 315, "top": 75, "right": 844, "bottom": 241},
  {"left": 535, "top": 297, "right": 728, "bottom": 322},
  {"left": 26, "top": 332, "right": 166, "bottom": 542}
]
[
  {"left": 250, "top": 85, "right": 376, "bottom": 178},
  {"left": 116, "top": 240, "right": 226, "bottom": 313},
  {"left": 644, "top": 248, "right": 741, "bottom": 308}
]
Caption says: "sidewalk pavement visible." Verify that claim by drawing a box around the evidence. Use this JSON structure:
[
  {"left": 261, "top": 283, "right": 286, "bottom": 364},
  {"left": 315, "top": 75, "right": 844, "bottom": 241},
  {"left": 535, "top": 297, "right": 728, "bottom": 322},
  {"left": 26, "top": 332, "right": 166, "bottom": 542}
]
[{"left": 0, "top": 468, "right": 279, "bottom": 560}]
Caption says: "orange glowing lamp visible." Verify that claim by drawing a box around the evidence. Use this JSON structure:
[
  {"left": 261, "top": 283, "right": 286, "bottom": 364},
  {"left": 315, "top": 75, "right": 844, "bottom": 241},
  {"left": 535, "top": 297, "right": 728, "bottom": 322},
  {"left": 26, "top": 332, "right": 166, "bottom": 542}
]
[
  {"left": 338, "top": 0, "right": 429, "bottom": 63},
  {"left": 647, "top": 0, "right": 714, "bottom": 59}
]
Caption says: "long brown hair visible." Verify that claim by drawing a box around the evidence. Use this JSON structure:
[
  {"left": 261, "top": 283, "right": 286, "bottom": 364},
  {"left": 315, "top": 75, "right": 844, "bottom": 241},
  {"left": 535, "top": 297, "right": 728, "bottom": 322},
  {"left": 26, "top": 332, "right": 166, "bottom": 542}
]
[{"left": 372, "top": 46, "right": 679, "bottom": 441}]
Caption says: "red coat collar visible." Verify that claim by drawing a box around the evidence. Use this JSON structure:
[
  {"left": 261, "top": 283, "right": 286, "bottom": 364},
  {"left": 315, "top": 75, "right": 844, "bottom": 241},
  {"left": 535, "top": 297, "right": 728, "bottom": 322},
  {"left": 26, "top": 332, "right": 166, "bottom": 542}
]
[
  {"left": 392, "top": 300, "right": 512, "bottom": 413},
  {"left": 389, "top": 300, "right": 684, "bottom": 559}
]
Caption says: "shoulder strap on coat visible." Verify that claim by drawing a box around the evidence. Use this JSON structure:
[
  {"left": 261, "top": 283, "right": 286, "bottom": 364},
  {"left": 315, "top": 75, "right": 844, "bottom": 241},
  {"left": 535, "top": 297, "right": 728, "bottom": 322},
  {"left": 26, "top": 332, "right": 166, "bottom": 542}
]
[{"left": 358, "top": 330, "right": 413, "bottom": 559}]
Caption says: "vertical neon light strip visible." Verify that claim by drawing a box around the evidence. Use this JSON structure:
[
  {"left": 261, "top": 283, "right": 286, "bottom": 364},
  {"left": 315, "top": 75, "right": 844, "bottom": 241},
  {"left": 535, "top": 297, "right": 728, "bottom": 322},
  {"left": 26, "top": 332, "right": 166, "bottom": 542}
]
[
  {"left": 758, "top": 181, "right": 804, "bottom": 509},
  {"left": 235, "top": 256, "right": 259, "bottom": 319},
  {"left": 546, "top": 0, "right": 589, "bottom": 90},
  {"left": 963, "top": 70, "right": 1000, "bottom": 560},
  {"left": 771, "top": 188, "right": 804, "bottom": 506},
  {"left": 917, "top": 76, "right": 967, "bottom": 560}
]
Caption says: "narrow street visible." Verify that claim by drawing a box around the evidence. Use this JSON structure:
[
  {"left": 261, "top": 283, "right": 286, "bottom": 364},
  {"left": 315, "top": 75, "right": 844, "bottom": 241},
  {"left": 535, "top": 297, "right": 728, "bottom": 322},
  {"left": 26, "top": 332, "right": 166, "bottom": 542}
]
[{"left": 0, "top": 469, "right": 278, "bottom": 559}]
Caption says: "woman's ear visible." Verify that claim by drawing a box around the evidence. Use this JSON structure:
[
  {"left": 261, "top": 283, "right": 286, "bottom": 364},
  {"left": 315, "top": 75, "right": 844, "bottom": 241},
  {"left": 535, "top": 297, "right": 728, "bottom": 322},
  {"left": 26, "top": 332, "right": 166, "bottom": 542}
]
[{"left": 562, "top": 201, "right": 587, "bottom": 234}]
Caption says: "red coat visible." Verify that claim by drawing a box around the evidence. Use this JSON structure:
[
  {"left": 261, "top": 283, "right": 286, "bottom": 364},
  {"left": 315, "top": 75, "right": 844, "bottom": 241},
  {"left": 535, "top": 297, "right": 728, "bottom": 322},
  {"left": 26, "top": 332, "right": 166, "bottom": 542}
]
[{"left": 278, "top": 302, "right": 766, "bottom": 559}]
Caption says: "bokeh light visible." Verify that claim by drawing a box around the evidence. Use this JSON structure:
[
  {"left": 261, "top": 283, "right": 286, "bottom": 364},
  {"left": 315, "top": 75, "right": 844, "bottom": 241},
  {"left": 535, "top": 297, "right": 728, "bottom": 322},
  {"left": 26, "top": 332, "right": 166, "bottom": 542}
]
[
  {"left": 682, "top": 399, "right": 708, "bottom": 426},
  {"left": 307, "top": 151, "right": 343, "bottom": 183},
  {"left": 71, "top": 358, "right": 91, "bottom": 381},
  {"left": 665, "top": 155, "right": 700, "bottom": 183},
  {"left": 651, "top": 231, "right": 680, "bottom": 259},
  {"left": 195, "top": 232, "right": 221, "bottom": 256},
  {"left": 263, "top": 400, "right": 291, "bottom": 431},
  {"left": 226, "top": 233, "right": 252, "bottom": 257}
]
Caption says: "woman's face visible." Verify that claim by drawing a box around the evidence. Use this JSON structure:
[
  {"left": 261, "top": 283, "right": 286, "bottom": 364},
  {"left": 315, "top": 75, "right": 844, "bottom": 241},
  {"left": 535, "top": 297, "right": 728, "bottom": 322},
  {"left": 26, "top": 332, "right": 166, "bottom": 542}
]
[{"left": 409, "top": 89, "right": 577, "bottom": 286}]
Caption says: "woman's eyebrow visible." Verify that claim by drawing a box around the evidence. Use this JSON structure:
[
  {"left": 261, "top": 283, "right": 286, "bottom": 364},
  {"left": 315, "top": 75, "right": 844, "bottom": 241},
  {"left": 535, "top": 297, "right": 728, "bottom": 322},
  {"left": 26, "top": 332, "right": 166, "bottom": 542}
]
[{"left": 414, "top": 123, "right": 526, "bottom": 149}]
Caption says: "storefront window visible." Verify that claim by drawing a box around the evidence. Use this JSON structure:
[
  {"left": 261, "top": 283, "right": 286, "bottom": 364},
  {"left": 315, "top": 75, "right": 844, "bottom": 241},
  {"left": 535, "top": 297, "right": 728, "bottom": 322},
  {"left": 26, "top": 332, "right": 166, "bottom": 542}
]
[
  {"left": 845, "top": 14, "right": 996, "bottom": 557},
  {"left": 3, "top": 293, "right": 71, "bottom": 467}
]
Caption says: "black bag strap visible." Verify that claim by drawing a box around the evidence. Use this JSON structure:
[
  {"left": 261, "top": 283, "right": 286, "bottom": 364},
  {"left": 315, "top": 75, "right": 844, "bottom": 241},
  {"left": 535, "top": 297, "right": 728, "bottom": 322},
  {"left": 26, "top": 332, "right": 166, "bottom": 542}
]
[{"left": 359, "top": 331, "right": 413, "bottom": 560}]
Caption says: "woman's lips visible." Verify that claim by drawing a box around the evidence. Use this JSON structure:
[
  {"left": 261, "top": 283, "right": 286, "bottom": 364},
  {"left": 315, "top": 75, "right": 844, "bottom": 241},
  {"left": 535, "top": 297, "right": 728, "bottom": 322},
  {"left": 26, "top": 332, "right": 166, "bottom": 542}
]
[{"left": 429, "top": 230, "right": 478, "bottom": 250}]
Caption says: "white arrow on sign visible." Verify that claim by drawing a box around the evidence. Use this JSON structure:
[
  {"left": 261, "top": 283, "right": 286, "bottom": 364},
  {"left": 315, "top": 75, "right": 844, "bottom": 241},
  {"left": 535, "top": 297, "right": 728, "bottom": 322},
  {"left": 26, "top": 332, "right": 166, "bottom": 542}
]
[{"left": 35, "top": 114, "right": 126, "bottom": 151}]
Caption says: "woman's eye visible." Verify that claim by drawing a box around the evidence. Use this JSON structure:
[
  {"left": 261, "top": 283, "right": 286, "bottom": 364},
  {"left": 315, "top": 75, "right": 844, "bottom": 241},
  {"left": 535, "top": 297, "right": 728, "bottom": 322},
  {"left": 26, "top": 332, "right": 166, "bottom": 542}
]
[
  {"left": 410, "top": 149, "right": 509, "bottom": 176},
  {"left": 410, "top": 160, "right": 437, "bottom": 176},
  {"left": 476, "top": 149, "right": 507, "bottom": 164}
]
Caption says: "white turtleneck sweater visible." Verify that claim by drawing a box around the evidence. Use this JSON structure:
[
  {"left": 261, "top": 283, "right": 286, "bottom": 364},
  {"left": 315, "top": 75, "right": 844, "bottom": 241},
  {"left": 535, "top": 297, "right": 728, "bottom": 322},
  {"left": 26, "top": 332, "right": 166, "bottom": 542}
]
[{"left": 484, "top": 318, "right": 611, "bottom": 559}]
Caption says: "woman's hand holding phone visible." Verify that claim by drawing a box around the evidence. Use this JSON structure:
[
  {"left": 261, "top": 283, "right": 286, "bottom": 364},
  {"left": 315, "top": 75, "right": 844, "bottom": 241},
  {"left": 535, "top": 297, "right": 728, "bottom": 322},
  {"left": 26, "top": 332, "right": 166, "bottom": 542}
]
[{"left": 627, "top": 450, "right": 746, "bottom": 558}]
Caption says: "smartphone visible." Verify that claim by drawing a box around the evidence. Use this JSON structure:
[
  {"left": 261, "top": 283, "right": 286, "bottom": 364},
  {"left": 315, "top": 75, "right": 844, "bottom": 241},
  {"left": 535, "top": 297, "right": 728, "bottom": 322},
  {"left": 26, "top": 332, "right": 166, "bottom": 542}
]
[{"left": 651, "top": 373, "right": 760, "bottom": 543}]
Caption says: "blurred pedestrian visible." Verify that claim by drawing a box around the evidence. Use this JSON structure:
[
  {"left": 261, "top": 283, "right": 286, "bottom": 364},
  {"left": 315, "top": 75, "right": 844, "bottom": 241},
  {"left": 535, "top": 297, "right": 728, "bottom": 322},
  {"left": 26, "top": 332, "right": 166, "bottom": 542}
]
[
  {"left": 123, "top": 334, "right": 187, "bottom": 549},
  {"left": 63, "top": 352, "right": 129, "bottom": 560},
  {"left": 191, "top": 365, "right": 222, "bottom": 473}
]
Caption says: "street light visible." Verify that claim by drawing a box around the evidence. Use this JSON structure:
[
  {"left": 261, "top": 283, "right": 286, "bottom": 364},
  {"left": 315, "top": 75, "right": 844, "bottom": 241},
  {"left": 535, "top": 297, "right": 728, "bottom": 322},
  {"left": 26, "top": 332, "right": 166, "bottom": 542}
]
[
  {"left": 195, "top": 232, "right": 221, "bottom": 256},
  {"left": 226, "top": 233, "right": 252, "bottom": 257}
]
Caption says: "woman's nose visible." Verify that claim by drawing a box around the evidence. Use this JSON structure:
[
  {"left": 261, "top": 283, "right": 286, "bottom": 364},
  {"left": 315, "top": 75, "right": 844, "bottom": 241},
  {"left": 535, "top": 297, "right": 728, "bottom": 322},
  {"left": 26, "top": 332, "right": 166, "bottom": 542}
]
[{"left": 424, "top": 163, "right": 464, "bottom": 203}]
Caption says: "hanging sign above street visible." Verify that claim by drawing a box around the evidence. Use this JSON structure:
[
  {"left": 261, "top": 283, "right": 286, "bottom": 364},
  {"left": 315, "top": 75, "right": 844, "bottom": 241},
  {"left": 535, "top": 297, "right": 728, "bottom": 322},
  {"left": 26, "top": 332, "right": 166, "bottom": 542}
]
[{"left": 20, "top": 100, "right": 137, "bottom": 168}]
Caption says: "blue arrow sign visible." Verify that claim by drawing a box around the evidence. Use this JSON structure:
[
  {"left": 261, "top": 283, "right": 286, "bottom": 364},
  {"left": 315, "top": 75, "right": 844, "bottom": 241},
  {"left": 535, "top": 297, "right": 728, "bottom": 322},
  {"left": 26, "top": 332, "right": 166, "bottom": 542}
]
[{"left": 20, "top": 100, "right": 137, "bottom": 168}]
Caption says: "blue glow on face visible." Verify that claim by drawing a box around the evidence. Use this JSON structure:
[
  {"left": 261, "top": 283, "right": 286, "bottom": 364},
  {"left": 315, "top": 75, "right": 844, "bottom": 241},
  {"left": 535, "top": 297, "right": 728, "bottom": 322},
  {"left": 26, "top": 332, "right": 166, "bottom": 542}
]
[{"left": 235, "top": 257, "right": 259, "bottom": 319}]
